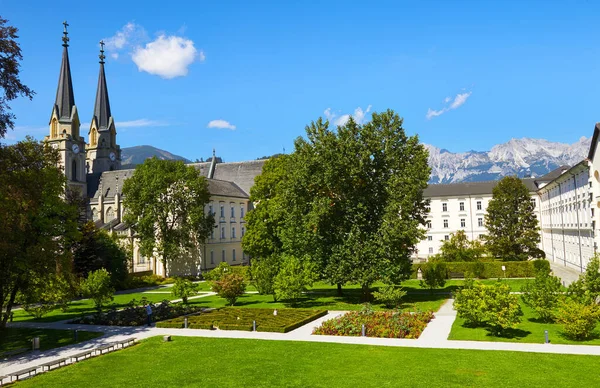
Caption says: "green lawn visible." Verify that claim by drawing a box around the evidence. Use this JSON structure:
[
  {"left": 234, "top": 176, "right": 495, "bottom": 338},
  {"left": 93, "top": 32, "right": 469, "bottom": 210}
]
[
  {"left": 449, "top": 297, "right": 600, "bottom": 345},
  {"left": 0, "top": 328, "right": 103, "bottom": 353},
  {"left": 17, "top": 336, "right": 600, "bottom": 387}
]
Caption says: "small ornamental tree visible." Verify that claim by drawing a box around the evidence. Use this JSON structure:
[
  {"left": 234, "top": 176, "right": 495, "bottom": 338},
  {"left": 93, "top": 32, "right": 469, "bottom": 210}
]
[
  {"left": 171, "top": 278, "right": 199, "bottom": 304},
  {"left": 372, "top": 285, "right": 407, "bottom": 309},
  {"left": 420, "top": 262, "right": 447, "bottom": 291},
  {"left": 483, "top": 282, "right": 523, "bottom": 335},
  {"left": 81, "top": 269, "right": 115, "bottom": 312},
  {"left": 274, "top": 255, "right": 318, "bottom": 305},
  {"left": 211, "top": 273, "right": 246, "bottom": 306},
  {"left": 484, "top": 176, "right": 542, "bottom": 261},
  {"left": 204, "top": 262, "right": 232, "bottom": 282},
  {"left": 439, "top": 230, "right": 486, "bottom": 262},
  {"left": 521, "top": 268, "right": 562, "bottom": 322},
  {"left": 556, "top": 299, "right": 600, "bottom": 340},
  {"left": 454, "top": 281, "right": 487, "bottom": 327},
  {"left": 250, "top": 255, "right": 281, "bottom": 301},
  {"left": 18, "top": 274, "right": 75, "bottom": 319}
]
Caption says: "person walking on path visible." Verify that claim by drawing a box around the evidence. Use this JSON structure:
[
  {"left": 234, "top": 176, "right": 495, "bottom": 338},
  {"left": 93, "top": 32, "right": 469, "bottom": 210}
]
[{"left": 145, "top": 303, "right": 153, "bottom": 327}]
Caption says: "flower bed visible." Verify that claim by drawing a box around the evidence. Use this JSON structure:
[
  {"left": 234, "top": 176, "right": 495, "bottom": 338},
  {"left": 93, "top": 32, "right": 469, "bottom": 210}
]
[
  {"left": 156, "top": 308, "right": 328, "bottom": 333},
  {"left": 69, "top": 300, "right": 203, "bottom": 326},
  {"left": 312, "top": 309, "right": 434, "bottom": 339}
]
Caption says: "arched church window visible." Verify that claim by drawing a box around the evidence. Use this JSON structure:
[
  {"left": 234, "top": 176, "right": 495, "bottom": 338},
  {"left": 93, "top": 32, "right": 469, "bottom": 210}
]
[
  {"left": 71, "top": 160, "right": 77, "bottom": 181},
  {"left": 92, "top": 209, "right": 99, "bottom": 221},
  {"left": 106, "top": 207, "right": 114, "bottom": 222},
  {"left": 51, "top": 119, "right": 58, "bottom": 138},
  {"left": 91, "top": 129, "right": 97, "bottom": 146}
]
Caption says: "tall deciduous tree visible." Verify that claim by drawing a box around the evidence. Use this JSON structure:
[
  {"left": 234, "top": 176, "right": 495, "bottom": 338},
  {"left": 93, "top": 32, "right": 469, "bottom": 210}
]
[
  {"left": 0, "top": 138, "right": 79, "bottom": 328},
  {"left": 122, "top": 158, "right": 214, "bottom": 276},
  {"left": 438, "top": 230, "right": 485, "bottom": 262},
  {"left": 0, "top": 17, "right": 34, "bottom": 138},
  {"left": 484, "top": 176, "right": 542, "bottom": 261}
]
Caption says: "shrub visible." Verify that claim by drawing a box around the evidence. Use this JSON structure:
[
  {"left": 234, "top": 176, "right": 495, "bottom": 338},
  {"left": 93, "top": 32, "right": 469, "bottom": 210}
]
[
  {"left": 411, "top": 261, "right": 536, "bottom": 279},
  {"left": 204, "top": 262, "right": 232, "bottom": 282},
  {"left": 18, "top": 274, "right": 76, "bottom": 318},
  {"left": 274, "top": 255, "right": 318, "bottom": 305},
  {"left": 454, "top": 281, "right": 487, "bottom": 327},
  {"left": 211, "top": 273, "right": 246, "bottom": 306},
  {"left": 81, "top": 269, "right": 115, "bottom": 312},
  {"left": 171, "top": 277, "right": 199, "bottom": 304},
  {"left": 372, "top": 285, "right": 407, "bottom": 309},
  {"left": 483, "top": 282, "right": 523, "bottom": 335},
  {"left": 250, "top": 255, "right": 280, "bottom": 301},
  {"left": 521, "top": 269, "right": 562, "bottom": 322},
  {"left": 532, "top": 259, "right": 551, "bottom": 275},
  {"left": 420, "top": 262, "right": 447, "bottom": 290},
  {"left": 556, "top": 299, "right": 600, "bottom": 340}
]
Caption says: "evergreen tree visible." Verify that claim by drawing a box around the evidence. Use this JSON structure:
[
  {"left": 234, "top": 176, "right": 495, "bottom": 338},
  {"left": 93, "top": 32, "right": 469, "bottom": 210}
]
[{"left": 484, "top": 176, "right": 542, "bottom": 261}]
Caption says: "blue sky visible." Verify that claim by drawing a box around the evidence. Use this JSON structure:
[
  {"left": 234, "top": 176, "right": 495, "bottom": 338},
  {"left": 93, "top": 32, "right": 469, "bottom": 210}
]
[{"left": 3, "top": 0, "right": 600, "bottom": 161}]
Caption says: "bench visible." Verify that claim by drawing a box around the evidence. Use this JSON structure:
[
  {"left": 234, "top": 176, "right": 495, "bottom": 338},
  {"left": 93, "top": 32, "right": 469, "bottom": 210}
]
[
  {"left": 95, "top": 343, "right": 117, "bottom": 355},
  {"left": 7, "top": 366, "right": 38, "bottom": 382},
  {"left": 115, "top": 338, "right": 136, "bottom": 348},
  {"left": 0, "top": 347, "right": 29, "bottom": 360},
  {"left": 39, "top": 357, "right": 69, "bottom": 371},
  {"left": 448, "top": 271, "right": 465, "bottom": 279},
  {"left": 0, "top": 375, "right": 9, "bottom": 386},
  {"left": 70, "top": 350, "right": 94, "bottom": 362}
]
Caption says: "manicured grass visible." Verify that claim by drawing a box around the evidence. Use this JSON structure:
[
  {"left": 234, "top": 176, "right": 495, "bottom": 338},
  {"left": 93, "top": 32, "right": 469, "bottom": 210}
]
[
  {"left": 158, "top": 308, "right": 327, "bottom": 332},
  {"left": 449, "top": 297, "right": 600, "bottom": 345},
  {"left": 0, "top": 328, "right": 103, "bottom": 353},
  {"left": 188, "top": 288, "right": 447, "bottom": 312},
  {"left": 17, "top": 336, "right": 600, "bottom": 387}
]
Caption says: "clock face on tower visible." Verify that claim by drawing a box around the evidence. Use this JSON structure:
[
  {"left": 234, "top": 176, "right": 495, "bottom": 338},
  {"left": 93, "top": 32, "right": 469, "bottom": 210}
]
[
  {"left": 109, "top": 152, "right": 116, "bottom": 162},
  {"left": 72, "top": 144, "right": 80, "bottom": 154}
]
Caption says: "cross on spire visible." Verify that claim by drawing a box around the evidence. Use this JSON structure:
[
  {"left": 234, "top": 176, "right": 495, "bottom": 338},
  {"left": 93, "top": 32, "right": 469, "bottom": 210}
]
[
  {"left": 62, "top": 21, "right": 69, "bottom": 47},
  {"left": 99, "top": 40, "right": 106, "bottom": 64}
]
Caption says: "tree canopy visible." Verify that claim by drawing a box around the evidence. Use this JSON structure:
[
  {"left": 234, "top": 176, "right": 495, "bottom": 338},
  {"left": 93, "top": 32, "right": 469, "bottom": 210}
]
[
  {"left": 0, "top": 17, "right": 34, "bottom": 139},
  {"left": 243, "top": 109, "right": 430, "bottom": 298},
  {"left": 0, "top": 138, "right": 79, "bottom": 328},
  {"left": 438, "top": 230, "right": 485, "bottom": 262},
  {"left": 484, "top": 176, "right": 542, "bottom": 261},
  {"left": 122, "top": 158, "right": 214, "bottom": 276}
]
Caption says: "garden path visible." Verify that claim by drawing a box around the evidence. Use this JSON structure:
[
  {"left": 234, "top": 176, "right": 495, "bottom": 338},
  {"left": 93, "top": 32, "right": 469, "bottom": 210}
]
[{"left": 549, "top": 262, "right": 582, "bottom": 286}]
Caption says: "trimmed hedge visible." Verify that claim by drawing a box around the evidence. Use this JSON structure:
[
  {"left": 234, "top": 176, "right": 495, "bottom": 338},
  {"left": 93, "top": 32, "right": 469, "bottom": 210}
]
[
  {"left": 257, "top": 310, "right": 328, "bottom": 333},
  {"left": 411, "top": 260, "right": 545, "bottom": 279}
]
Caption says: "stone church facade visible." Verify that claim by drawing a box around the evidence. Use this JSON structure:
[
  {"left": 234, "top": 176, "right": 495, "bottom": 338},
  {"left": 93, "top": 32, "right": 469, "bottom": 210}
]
[{"left": 45, "top": 23, "right": 264, "bottom": 277}]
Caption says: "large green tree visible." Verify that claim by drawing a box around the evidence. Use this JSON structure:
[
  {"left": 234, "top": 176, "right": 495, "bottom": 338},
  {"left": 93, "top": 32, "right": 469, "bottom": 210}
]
[
  {"left": 0, "top": 17, "right": 35, "bottom": 139},
  {"left": 245, "top": 109, "right": 431, "bottom": 299},
  {"left": 0, "top": 138, "right": 79, "bottom": 328},
  {"left": 122, "top": 158, "right": 214, "bottom": 276},
  {"left": 484, "top": 176, "right": 542, "bottom": 261},
  {"left": 438, "top": 230, "right": 485, "bottom": 262}
]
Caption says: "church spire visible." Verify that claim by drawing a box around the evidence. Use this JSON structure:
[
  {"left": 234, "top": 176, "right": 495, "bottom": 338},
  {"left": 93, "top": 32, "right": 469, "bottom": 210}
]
[
  {"left": 92, "top": 40, "right": 112, "bottom": 130},
  {"left": 54, "top": 21, "right": 75, "bottom": 121}
]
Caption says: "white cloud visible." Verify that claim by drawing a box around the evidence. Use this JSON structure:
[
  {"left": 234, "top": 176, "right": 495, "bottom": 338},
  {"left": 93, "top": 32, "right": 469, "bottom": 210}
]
[
  {"left": 207, "top": 119, "right": 236, "bottom": 130},
  {"left": 103, "top": 22, "right": 147, "bottom": 52},
  {"left": 426, "top": 90, "right": 472, "bottom": 120},
  {"left": 132, "top": 35, "right": 202, "bottom": 79},
  {"left": 323, "top": 105, "right": 373, "bottom": 126},
  {"left": 4, "top": 125, "right": 47, "bottom": 142}
]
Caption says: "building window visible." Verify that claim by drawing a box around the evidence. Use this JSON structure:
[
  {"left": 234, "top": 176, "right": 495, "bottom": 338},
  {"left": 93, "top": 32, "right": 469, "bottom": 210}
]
[
  {"left": 427, "top": 221, "right": 432, "bottom": 229},
  {"left": 92, "top": 209, "right": 99, "bottom": 221},
  {"left": 477, "top": 201, "right": 482, "bottom": 210},
  {"left": 211, "top": 227, "right": 215, "bottom": 239},
  {"left": 460, "top": 219, "right": 466, "bottom": 228},
  {"left": 530, "top": 199, "right": 536, "bottom": 208},
  {"left": 444, "top": 235, "right": 449, "bottom": 241},
  {"left": 459, "top": 202, "right": 464, "bottom": 211},
  {"left": 220, "top": 205, "right": 224, "bottom": 218},
  {"left": 428, "top": 247, "right": 433, "bottom": 254},
  {"left": 221, "top": 226, "right": 225, "bottom": 239},
  {"left": 478, "top": 218, "right": 483, "bottom": 227},
  {"left": 442, "top": 203, "right": 448, "bottom": 212},
  {"left": 106, "top": 207, "right": 114, "bottom": 222},
  {"left": 241, "top": 206, "right": 245, "bottom": 218},
  {"left": 231, "top": 206, "right": 235, "bottom": 218},
  {"left": 242, "top": 227, "right": 245, "bottom": 237},
  {"left": 232, "top": 227, "right": 236, "bottom": 239},
  {"left": 222, "top": 250, "right": 225, "bottom": 262},
  {"left": 210, "top": 250, "right": 214, "bottom": 264},
  {"left": 209, "top": 204, "right": 213, "bottom": 215},
  {"left": 233, "top": 249, "right": 236, "bottom": 262},
  {"left": 427, "top": 235, "right": 433, "bottom": 241},
  {"left": 443, "top": 219, "right": 448, "bottom": 228}
]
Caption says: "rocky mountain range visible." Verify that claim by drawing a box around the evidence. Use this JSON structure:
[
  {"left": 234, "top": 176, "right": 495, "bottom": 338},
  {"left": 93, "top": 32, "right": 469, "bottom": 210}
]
[
  {"left": 426, "top": 137, "right": 591, "bottom": 183},
  {"left": 122, "top": 137, "right": 591, "bottom": 183}
]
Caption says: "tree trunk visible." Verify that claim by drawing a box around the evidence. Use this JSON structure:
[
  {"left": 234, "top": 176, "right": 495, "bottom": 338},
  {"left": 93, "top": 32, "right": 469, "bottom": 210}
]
[
  {"left": 1, "top": 285, "right": 19, "bottom": 329},
  {"left": 337, "top": 283, "right": 343, "bottom": 297},
  {"left": 163, "top": 260, "right": 168, "bottom": 278},
  {"left": 361, "top": 284, "right": 371, "bottom": 302}
]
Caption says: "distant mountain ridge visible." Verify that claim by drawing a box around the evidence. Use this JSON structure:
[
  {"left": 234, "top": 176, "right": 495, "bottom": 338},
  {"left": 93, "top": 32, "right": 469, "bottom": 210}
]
[
  {"left": 121, "top": 137, "right": 591, "bottom": 183},
  {"left": 121, "top": 145, "right": 191, "bottom": 166},
  {"left": 426, "top": 137, "right": 590, "bottom": 183}
]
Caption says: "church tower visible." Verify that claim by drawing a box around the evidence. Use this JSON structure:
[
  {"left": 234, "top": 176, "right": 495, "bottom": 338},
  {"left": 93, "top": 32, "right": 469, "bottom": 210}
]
[
  {"left": 86, "top": 40, "right": 121, "bottom": 174},
  {"left": 44, "top": 21, "right": 87, "bottom": 195}
]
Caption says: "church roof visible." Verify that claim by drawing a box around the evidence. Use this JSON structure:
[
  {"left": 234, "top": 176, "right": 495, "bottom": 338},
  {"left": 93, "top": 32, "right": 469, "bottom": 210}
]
[
  {"left": 423, "top": 178, "right": 539, "bottom": 198},
  {"left": 188, "top": 160, "right": 266, "bottom": 195},
  {"left": 54, "top": 45, "right": 75, "bottom": 121},
  {"left": 92, "top": 57, "right": 112, "bottom": 130}
]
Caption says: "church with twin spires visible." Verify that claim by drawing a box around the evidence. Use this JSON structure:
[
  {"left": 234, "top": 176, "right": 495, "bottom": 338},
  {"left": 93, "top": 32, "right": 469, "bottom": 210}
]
[{"left": 44, "top": 22, "right": 265, "bottom": 276}]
